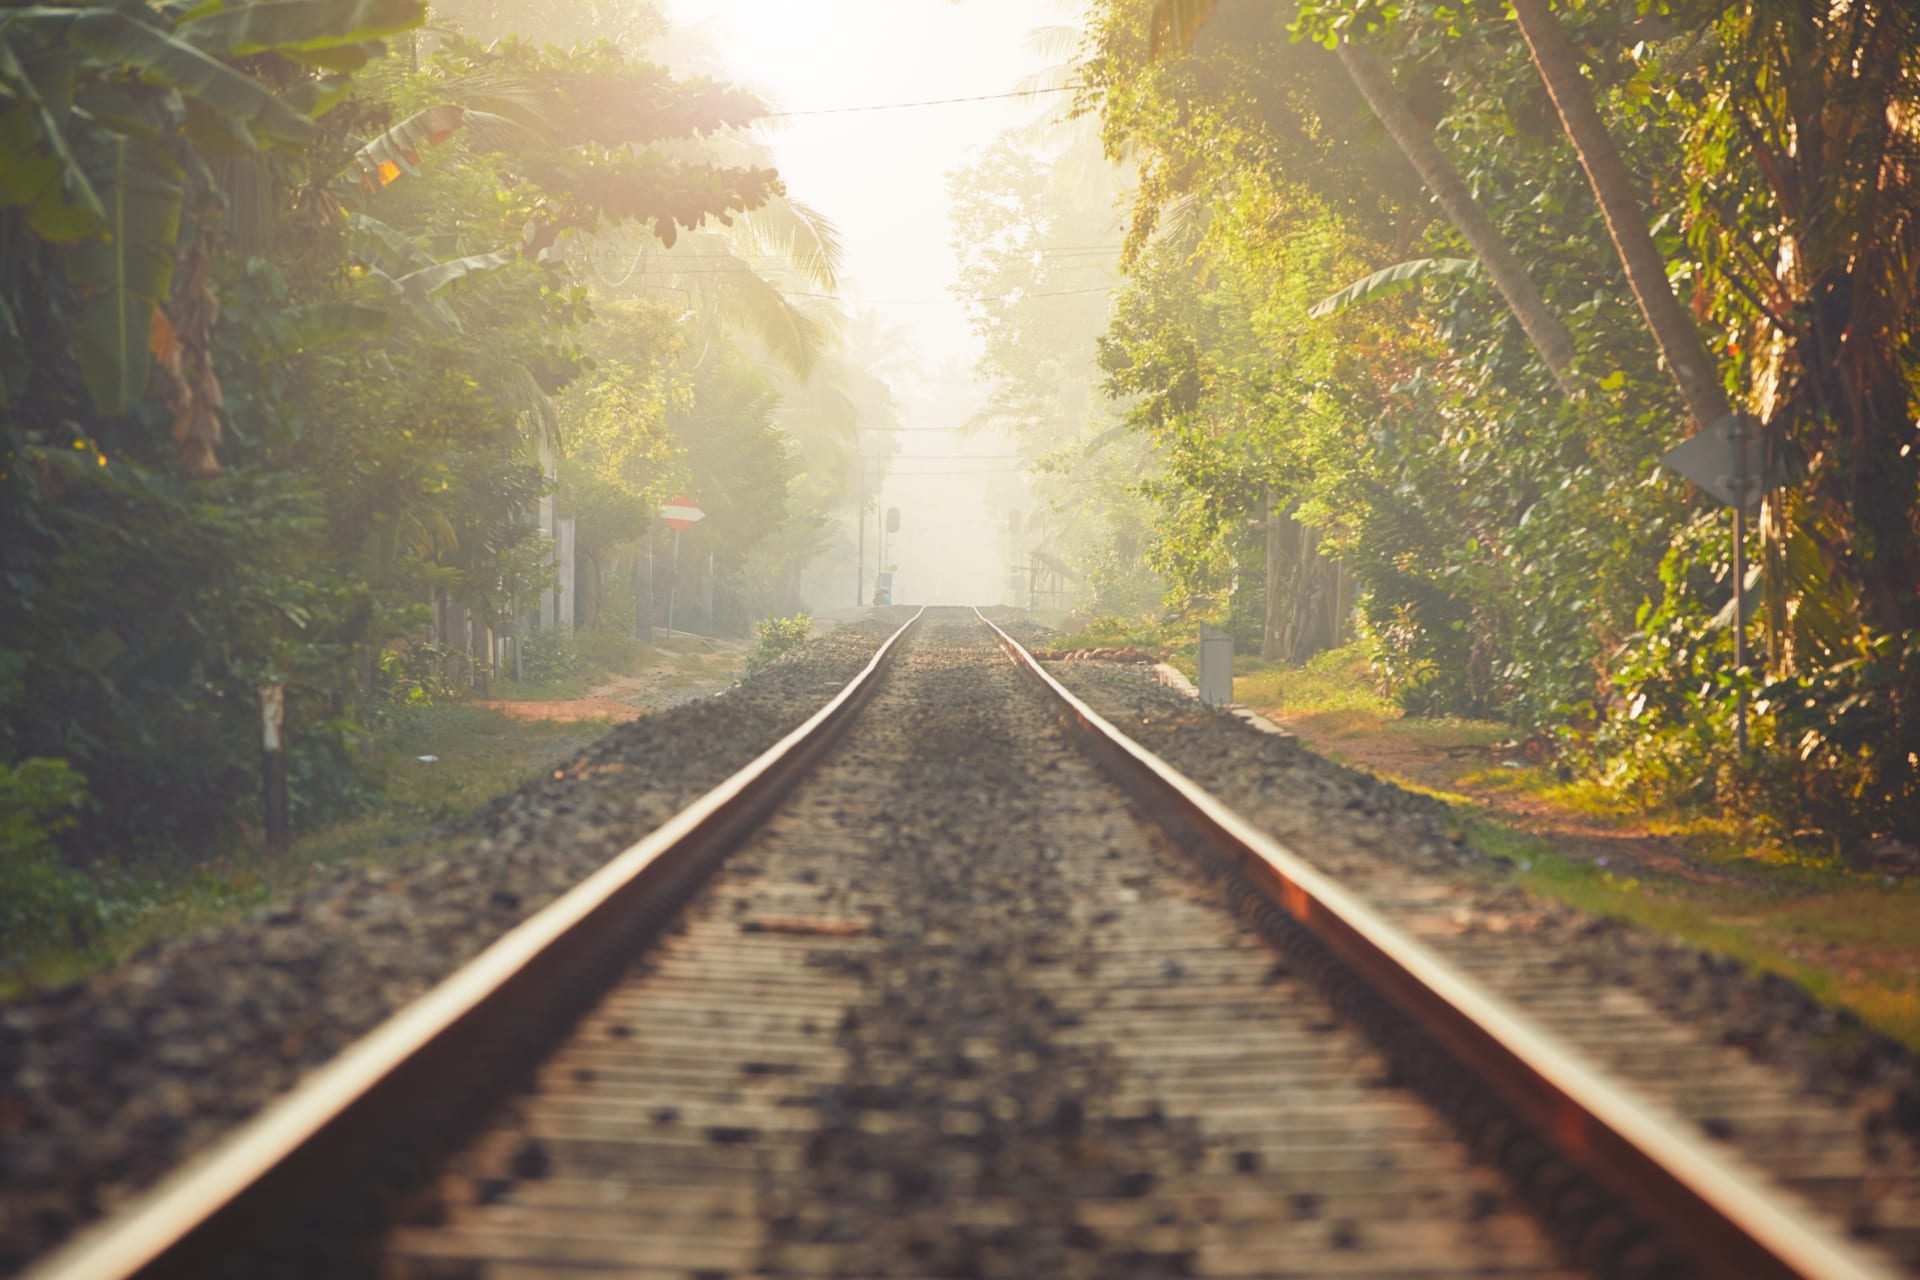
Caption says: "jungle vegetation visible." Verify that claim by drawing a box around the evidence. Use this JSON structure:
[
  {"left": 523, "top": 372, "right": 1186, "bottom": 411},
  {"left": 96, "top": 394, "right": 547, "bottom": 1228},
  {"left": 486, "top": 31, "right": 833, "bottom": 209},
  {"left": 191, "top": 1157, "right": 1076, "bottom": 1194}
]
[
  {"left": 3, "top": 0, "right": 1916, "bottom": 962},
  {"left": 955, "top": 0, "right": 1917, "bottom": 851},
  {"left": 0, "top": 0, "right": 894, "bottom": 953}
]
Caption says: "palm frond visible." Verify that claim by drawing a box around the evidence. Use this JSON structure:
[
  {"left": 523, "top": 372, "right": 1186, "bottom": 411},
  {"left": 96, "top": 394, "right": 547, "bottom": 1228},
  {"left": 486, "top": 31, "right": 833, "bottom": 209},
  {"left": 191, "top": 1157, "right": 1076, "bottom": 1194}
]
[
  {"left": 726, "top": 197, "right": 843, "bottom": 291},
  {"left": 495, "top": 362, "right": 560, "bottom": 454},
  {"left": 708, "top": 270, "right": 832, "bottom": 380}
]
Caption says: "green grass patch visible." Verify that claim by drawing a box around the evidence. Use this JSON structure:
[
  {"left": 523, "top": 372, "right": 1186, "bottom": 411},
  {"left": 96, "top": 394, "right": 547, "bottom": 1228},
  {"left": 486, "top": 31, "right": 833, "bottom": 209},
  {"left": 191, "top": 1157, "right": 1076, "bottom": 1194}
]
[
  {"left": 1226, "top": 643, "right": 1920, "bottom": 1050},
  {"left": 1232, "top": 644, "right": 1396, "bottom": 718},
  {"left": 1448, "top": 813, "right": 1920, "bottom": 1051},
  {"left": 0, "top": 705, "right": 608, "bottom": 998},
  {"left": 490, "top": 628, "right": 663, "bottom": 702},
  {"left": 490, "top": 673, "right": 594, "bottom": 701},
  {"left": 1235, "top": 646, "right": 1507, "bottom": 765}
]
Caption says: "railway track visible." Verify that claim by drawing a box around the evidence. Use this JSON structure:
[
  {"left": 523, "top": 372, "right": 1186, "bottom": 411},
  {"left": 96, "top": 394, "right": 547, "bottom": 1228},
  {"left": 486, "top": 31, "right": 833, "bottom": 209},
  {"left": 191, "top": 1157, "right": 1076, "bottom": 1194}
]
[{"left": 24, "top": 608, "right": 1907, "bottom": 1279}]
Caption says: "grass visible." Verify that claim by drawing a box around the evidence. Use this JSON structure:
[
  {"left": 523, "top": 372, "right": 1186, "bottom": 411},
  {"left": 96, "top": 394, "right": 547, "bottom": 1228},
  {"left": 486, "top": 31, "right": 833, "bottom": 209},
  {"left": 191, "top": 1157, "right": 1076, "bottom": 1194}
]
[
  {"left": 3, "top": 624, "right": 740, "bottom": 997},
  {"left": 0, "top": 704, "right": 610, "bottom": 998},
  {"left": 1463, "top": 816, "right": 1920, "bottom": 1048},
  {"left": 485, "top": 628, "right": 742, "bottom": 703},
  {"left": 1231, "top": 644, "right": 1920, "bottom": 1051}
]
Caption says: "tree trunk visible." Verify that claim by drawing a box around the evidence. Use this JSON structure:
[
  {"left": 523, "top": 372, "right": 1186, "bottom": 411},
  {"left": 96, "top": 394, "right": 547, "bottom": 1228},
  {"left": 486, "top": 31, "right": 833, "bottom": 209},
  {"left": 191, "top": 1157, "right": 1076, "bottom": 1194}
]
[
  {"left": 1508, "top": 0, "right": 1733, "bottom": 432},
  {"left": 1261, "top": 494, "right": 1284, "bottom": 661},
  {"left": 1337, "top": 42, "right": 1581, "bottom": 397}
]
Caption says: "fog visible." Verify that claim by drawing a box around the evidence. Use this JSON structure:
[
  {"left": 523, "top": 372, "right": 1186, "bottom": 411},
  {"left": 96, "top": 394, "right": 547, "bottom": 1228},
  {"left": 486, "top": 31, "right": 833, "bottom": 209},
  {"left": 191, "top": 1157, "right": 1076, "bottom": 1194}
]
[{"left": 666, "top": 0, "right": 1076, "bottom": 608}]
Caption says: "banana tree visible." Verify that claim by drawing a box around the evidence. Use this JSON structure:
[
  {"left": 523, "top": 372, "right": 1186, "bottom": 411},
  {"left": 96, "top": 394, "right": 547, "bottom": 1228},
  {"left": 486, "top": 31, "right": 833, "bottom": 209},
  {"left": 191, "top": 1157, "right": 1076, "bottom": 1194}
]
[{"left": 0, "top": 0, "right": 427, "bottom": 472}]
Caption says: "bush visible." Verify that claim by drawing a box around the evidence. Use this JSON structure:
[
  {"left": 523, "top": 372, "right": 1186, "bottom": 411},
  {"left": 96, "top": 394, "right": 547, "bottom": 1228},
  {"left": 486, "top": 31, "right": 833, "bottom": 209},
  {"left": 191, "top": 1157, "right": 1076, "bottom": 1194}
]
[
  {"left": 746, "top": 613, "right": 811, "bottom": 674},
  {"left": 379, "top": 641, "right": 460, "bottom": 708},
  {"left": 519, "top": 630, "right": 582, "bottom": 684},
  {"left": 574, "top": 627, "right": 651, "bottom": 674},
  {"left": 0, "top": 758, "right": 101, "bottom": 956}
]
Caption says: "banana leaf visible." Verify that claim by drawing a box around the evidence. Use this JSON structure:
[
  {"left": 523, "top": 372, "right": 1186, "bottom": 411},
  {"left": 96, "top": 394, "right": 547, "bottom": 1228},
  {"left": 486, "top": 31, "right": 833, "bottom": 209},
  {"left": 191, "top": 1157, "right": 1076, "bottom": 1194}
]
[
  {"left": 0, "top": 41, "right": 108, "bottom": 240},
  {"left": 351, "top": 104, "right": 464, "bottom": 186},
  {"left": 177, "top": 0, "right": 424, "bottom": 57},
  {"left": 396, "top": 250, "right": 515, "bottom": 299},
  {"left": 16, "top": 7, "right": 315, "bottom": 146},
  {"left": 63, "top": 136, "right": 186, "bottom": 414},
  {"left": 349, "top": 104, "right": 539, "bottom": 187},
  {"left": 1308, "top": 258, "right": 1479, "bottom": 320},
  {"left": 347, "top": 211, "right": 435, "bottom": 274}
]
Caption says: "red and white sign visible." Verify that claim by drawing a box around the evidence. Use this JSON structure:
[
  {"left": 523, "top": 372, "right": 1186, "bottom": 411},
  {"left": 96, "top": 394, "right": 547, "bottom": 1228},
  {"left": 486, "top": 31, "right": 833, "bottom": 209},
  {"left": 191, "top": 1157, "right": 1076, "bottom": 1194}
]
[{"left": 660, "top": 496, "right": 706, "bottom": 532}]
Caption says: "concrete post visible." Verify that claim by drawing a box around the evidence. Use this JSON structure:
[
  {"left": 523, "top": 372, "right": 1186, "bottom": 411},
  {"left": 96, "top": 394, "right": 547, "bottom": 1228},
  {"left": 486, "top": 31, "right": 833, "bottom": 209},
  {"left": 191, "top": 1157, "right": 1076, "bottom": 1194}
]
[
  {"left": 1199, "top": 624, "right": 1234, "bottom": 708},
  {"left": 555, "top": 515, "right": 577, "bottom": 632}
]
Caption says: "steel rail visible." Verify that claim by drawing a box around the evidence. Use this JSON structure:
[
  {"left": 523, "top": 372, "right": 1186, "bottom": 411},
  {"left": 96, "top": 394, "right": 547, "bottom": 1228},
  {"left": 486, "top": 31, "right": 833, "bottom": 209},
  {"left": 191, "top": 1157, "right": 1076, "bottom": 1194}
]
[
  {"left": 28, "top": 608, "right": 928, "bottom": 1280},
  {"left": 977, "top": 608, "right": 1894, "bottom": 1280}
]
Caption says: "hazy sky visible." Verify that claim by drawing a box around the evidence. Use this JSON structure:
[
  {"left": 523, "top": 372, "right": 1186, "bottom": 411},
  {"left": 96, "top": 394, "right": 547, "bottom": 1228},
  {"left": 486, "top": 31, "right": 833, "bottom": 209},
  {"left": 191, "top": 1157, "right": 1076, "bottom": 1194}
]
[
  {"left": 663, "top": 0, "right": 1065, "bottom": 370},
  {"left": 661, "top": 2, "right": 1083, "bottom": 604}
]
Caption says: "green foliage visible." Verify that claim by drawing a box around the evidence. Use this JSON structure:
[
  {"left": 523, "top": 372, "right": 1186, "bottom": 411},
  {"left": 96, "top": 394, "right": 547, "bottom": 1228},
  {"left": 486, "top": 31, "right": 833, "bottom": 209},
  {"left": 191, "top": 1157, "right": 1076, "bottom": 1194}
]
[
  {"left": 1308, "top": 257, "right": 1477, "bottom": 319},
  {"left": 0, "top": 758, "right": 98, "bottom": 956},
  {"left": 378, "top": 641, "right": 461, "bottom": 707},
  {"left": 518, "top": 630, "right": 582, "bottom": 685},
  {"left": 745, "top": 613, "right": 810, "bottom": 675},
  {"left": 0, "top": 0, "right": 824, "bottom": 883},
  {"left": 0, "top": 0, "right": 426, "bottom": 420},
  {"left": 949, "top": 132, "right": 1162, "bottom": 615},
  {"left": 1076, "top": 0, "right": 1919, "bottom": 840}
]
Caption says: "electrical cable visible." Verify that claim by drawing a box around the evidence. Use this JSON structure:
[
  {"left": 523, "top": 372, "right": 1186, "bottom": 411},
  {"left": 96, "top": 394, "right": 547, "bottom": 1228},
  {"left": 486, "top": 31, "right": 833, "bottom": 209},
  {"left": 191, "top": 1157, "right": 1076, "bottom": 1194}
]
[{"left": 763, "top": 85, "right": 1081, "bottom": 118}]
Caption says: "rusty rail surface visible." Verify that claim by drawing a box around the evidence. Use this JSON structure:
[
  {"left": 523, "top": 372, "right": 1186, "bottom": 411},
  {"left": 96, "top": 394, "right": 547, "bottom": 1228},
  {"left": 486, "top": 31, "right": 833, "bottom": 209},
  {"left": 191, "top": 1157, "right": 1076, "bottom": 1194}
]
[
  {"left": 976, "top": 607, "right": 1893, "bottom": 1280},
  {"left": 26, "top": 609, "right": 928, "bottom": 1280}
]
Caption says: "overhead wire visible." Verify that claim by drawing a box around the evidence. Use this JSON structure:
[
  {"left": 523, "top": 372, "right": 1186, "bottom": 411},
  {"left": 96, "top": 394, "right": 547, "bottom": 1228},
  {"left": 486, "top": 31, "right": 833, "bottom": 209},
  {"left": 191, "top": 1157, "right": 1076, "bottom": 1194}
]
[{"left": 762, "top": 85, "right": 1082, "bottom": 118}]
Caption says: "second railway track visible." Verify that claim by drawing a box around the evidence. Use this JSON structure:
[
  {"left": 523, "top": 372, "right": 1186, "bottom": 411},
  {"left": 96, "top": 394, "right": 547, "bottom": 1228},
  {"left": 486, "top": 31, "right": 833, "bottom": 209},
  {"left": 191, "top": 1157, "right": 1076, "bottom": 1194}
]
[{"left": 27, "top": 608, "right": 1908, "bottom": 1280}]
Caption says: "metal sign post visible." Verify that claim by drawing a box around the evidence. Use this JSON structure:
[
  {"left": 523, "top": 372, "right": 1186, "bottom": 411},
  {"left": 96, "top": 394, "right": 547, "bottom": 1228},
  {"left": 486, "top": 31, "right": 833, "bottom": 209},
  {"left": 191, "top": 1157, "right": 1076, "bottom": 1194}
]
[
  {"left": 1659, "top": 416, "right": 1765, "bottom": 755},
  {"left": 659, "top": 497, "right": 705, "bottom": 636}
]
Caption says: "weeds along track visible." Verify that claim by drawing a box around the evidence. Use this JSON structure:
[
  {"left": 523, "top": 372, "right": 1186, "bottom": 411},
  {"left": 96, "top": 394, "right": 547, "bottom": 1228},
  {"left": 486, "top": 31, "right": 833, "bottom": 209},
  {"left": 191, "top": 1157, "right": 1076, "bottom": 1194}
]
[{"left": 27, "top": 610, "right": 1907, "bottom": 1279}]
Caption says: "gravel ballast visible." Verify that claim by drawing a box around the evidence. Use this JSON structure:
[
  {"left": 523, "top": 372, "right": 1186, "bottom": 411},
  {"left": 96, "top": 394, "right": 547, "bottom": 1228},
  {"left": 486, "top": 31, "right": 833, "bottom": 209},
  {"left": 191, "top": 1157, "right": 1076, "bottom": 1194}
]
[
  {"left": 0, "top": 613, "right": 908, "bottom": 1274},
  {"left": 388, "top": 612, "right": 1566, "bottom": 1279},
  {"left": 1038, "top": 651, "right": 1920, "bottom": 1268}
]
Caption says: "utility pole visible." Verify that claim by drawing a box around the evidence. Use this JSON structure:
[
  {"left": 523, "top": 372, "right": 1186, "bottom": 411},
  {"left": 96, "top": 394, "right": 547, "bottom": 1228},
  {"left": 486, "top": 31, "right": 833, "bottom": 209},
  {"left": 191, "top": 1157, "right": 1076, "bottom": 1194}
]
[
  {"left": 1262, "top": 492, "right": 1284, "bottom": 661},
  {"left": 634, "top": 528, "right": 653, "bottom": 644},
  {"left": 855, "top": 466, "right": 866, "bottom": 607},
  {"left": 704, "top": 551, "right": 716, "bottom": 635},
  {"left": 666, "top": 526, "right": 680, "bottom": 632}
]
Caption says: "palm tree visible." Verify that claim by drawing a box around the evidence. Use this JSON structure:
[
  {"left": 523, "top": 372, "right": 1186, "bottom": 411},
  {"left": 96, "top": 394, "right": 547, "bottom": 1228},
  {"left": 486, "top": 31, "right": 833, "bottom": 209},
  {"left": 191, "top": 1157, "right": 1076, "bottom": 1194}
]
[
  {"left": 1147, "top": 0, "right": 1581, "bottom": 396},
  {"left": 585, "top": 193, "right": 845, "bottom": 380},
  {"left": 1332, "top": 43, "right": 1578, "bottom": 396},
  {"left": 1507, "top": 0, "right": 1732, "bottom": 432}
]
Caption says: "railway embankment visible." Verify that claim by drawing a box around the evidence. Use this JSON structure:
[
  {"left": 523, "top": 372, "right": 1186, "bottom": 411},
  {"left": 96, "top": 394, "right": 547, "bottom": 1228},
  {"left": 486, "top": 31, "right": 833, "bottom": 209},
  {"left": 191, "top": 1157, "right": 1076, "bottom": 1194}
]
[
  {"left": 1050, "top": 655, "right": 1920, "bottom": 1268},
  {"left": 0, "top": 614, "right": 908, "bottom": 1273}
]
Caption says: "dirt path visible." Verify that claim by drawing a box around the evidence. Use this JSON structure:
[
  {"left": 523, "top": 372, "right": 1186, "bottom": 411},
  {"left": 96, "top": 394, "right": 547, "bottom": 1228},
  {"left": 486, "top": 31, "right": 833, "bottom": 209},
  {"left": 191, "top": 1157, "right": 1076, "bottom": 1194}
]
[
  {"left": 472, "top": 697, "right": 646, "bottom": 724},
  {"left": 476, "top": 644, "right": 745, "bottom": 725}
]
